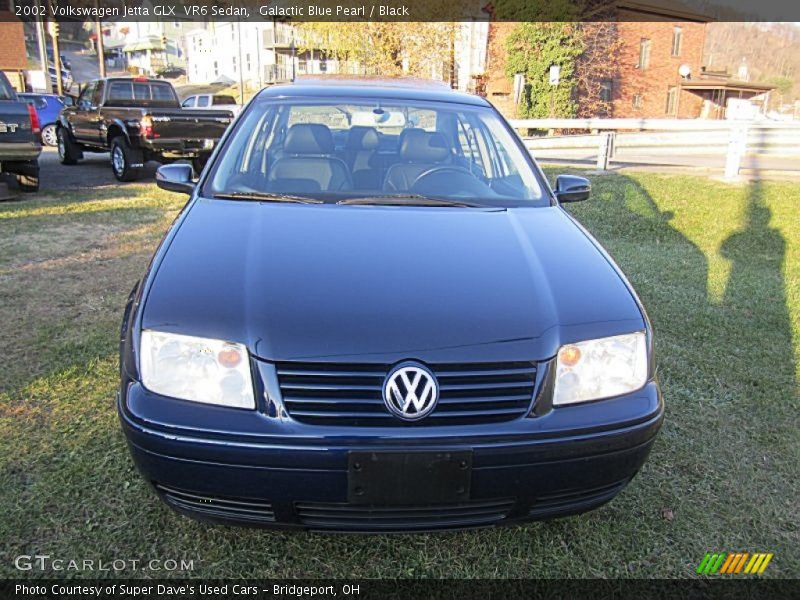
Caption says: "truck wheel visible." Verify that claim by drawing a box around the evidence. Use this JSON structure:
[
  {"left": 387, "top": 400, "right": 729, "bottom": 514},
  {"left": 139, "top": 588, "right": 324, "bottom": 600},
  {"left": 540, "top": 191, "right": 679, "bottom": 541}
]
[
  {"left": 41, "top": 124, "right": 58, "bottom": 147},
  {"left": 192, "top": 156, "right": 209, "bottom": 176},
  {"left": 110, "top": 137, "right": 143, "bottom": 182},
  {"left": 57, "top": 127, "right": 81, "bottom": 165}
]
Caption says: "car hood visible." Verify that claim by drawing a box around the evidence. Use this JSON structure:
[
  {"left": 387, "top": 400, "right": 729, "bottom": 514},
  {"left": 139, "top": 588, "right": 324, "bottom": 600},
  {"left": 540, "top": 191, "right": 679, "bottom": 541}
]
[{"left": 142, "top": 199, "right": 644, "bottom": 363}]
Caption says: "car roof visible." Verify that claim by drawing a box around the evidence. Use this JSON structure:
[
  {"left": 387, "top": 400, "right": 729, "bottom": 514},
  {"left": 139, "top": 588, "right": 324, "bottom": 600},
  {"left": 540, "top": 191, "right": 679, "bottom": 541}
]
[{"left": 257, "top": 77, "right": 490, "bottom": 107}]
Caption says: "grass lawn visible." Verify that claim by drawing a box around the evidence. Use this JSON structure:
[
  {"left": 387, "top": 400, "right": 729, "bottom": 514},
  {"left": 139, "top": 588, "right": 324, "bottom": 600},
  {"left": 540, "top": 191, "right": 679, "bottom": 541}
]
[{"left": 0, "top": 172, "right": 797, "bottom": 579}]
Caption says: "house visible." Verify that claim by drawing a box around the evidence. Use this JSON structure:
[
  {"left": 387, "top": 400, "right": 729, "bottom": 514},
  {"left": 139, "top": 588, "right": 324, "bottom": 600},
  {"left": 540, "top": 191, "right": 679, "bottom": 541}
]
[
  {"left": 484, "top": 1, "right": 774, "bottom": 119},
  {"left": 106, "top": 19, "right": 190, "bottom": 76},
  {"left": 185, "top": 22, "right": 334, "bottom": 88},
  {"left": 0, "top": 2, "right": 27, "bottom": 91}
]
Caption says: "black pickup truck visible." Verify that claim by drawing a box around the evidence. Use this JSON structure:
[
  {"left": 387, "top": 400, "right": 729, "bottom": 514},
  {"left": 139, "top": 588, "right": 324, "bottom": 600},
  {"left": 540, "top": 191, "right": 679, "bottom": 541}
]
[
  {"left": 56, "top": 77, "right": 233, "bottom": 181},
  {"left": 0, "top": 72, "right": 42, "bottom": 193}
]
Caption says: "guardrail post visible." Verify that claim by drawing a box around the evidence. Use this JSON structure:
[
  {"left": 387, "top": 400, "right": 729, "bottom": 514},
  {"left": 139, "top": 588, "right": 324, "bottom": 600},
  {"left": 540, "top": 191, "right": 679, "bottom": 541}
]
[
  {"left": 724, "top": 124, "right": 748, "bottom": 180},
  {"left": 596, "top": 132, "right": 613, "bottom": 171}
]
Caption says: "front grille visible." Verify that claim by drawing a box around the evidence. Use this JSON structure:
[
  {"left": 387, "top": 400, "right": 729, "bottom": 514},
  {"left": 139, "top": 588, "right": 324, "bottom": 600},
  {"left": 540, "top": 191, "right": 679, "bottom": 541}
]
[
  {"left": 276, "top": 361, "right": 537, "bottom": 426},
  {"left": 156, "top": 484, "right": 275, "bottom": 524},
  {"left": 528, "top": 479, "right": 629, "bottom": 519},
  {"left": 295, "top": 498, "right": 514, "bottom": 531}
]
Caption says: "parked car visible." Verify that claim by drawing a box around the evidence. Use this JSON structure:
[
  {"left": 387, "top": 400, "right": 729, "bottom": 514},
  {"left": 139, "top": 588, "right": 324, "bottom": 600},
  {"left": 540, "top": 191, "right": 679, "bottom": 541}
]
[
  {"left": 46, "top": 49, "right": 71, "bottom": 71},
  {"left": 48, "top": 65, "right": 73, "bottom": 93},
  {"left": 119, "top": 79, "right": 662, "bottom": 531},
  {"left": 0, "top": 72, "right": 41, "bottom": 193},
  {"left": 17, "top": 92, "right": 66, "bottom": 146},
  {"left": 56, "top": 77, "right": 234, "bottom": 181},
  {"left": 156, "top": 66, "right": 186, "bottom": 79},
  {"left": 181, "top": 93, "right": 241, "bottom": 116}
]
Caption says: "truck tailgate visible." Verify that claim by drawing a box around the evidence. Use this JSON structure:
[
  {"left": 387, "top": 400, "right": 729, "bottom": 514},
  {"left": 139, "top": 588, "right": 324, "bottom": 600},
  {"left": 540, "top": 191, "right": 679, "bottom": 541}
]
[
  {"left": 150, "top": 109, "right": 233, "bottom": 142},
  {"left": 0, "top": 100, "right": 36, "bottom": 146}
]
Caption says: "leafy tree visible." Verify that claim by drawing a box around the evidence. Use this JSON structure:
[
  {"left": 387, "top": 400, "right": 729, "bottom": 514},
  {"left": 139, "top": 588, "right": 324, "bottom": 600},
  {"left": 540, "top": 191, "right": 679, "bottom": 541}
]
[
  {"left": 504, "top": 23, "right": 584, "bottom": 118},
  {"left": 297, "top": 22, "right": 460, "bottom": 81}
]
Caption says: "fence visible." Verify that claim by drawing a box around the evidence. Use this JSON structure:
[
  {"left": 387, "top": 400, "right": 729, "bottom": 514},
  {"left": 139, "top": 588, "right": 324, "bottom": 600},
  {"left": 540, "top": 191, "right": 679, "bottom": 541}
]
[{"left": 508, "top": 119, "right": 800, "bottom": 178}]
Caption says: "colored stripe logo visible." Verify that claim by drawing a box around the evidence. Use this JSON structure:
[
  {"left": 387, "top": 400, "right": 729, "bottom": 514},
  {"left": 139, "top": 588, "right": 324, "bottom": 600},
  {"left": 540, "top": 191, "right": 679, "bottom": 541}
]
[{"left": 697, "top": 552, "right": 773, "bottom": 575}]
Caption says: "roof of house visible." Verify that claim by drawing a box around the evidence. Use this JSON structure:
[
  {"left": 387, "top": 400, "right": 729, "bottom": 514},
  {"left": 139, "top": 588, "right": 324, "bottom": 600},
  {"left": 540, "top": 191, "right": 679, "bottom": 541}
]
[{"left": 681, "top": 80, "right": 775, "bottom": 93}]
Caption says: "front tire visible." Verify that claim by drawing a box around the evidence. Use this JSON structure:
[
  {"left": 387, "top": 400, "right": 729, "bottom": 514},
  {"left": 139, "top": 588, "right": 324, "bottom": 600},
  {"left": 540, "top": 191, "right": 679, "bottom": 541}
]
[
  {"left": 41, "top": 123, "right": 58, "bottom": 147},
  {"left": 110, "top": 137, "right": 143, "bottom": 182},
  {"left": 57, "top": 127, "right": 80, "bottom": 165}
]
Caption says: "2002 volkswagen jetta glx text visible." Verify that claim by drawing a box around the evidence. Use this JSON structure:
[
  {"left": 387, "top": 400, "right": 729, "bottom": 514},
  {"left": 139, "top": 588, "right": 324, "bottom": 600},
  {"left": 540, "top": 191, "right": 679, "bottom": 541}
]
[{"left": 118, "top": 79, "right": 663, "bottom": 532}]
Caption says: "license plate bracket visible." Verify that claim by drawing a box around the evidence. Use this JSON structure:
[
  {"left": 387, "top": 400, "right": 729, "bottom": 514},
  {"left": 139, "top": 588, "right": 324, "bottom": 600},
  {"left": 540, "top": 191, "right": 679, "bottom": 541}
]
[{"left": 347, "top": 451, "right": 472, "bottom": 505}]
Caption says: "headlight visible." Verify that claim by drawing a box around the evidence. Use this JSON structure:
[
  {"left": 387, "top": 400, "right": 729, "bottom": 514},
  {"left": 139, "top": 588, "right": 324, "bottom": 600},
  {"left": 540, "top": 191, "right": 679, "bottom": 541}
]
[
  {"left": 140, "top": 330, "right": 255, "bottom": 409},
  {"left": 553, "top": 332, "right": 648, "bottom": 406}
]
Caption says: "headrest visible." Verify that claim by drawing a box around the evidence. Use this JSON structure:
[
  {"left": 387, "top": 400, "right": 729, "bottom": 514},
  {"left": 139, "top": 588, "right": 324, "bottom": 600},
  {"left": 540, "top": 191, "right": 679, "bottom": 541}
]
[
  {"left": 284, "top": 124, "right": 334, "bottom": 155},
  {"left": 399, "top": 129, "right": 450, "bottom": 163},
  {"left": 346, "top": 126, "right": 379, "bottom": 150}
]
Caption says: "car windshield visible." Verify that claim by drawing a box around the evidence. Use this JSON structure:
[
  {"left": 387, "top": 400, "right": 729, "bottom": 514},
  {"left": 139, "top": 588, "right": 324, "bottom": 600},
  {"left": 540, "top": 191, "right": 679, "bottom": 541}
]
[{"left": 204, "top": 97, "right": 546, "bottom": 207}]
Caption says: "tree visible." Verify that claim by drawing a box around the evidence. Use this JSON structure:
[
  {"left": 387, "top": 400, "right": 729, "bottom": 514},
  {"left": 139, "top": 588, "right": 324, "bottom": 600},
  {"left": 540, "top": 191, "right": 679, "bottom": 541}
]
[
  {"left": 504, "top": 23, "right": 584, "bottom": 118},
  {"left": 574, "top": 22, "right": 623, "bottom": 117},
  {"left": 297, "top": 22, "right": 460, "bottom": 81}
]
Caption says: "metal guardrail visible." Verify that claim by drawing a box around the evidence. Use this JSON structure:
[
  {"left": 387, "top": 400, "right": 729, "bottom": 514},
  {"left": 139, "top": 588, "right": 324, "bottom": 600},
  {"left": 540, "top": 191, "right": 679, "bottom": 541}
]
[{"left": 509, "top": 118, "right": 800, "bottom": 178}]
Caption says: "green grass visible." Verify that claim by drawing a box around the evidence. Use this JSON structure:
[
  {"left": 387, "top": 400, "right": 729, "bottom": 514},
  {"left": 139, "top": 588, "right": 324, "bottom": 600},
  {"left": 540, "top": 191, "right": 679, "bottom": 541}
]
[{"left": 0, "top": 173, "right": 797, "bottom": 579}]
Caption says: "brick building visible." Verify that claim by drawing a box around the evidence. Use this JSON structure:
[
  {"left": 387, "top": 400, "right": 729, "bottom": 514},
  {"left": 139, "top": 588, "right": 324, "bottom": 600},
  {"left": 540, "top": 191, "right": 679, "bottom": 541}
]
[
  {"left": 0, "top": 1, "right": 27, "bottom": 91},
  {"left": 612, "top": 4, "right": 709, "bottom": 118},
  {"left": 484, "top": 2, "right": 772, "bottom": 119}
]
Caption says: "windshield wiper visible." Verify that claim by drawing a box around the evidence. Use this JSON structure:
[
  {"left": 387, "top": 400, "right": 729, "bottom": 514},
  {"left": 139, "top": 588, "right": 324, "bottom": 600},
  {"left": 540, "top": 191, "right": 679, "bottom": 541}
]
[
  {"left": 212, "top": 191, "right": 322, "bottom": 204},
  {"left": 337, "top": 195, "right": 486, "bottom": 208}
]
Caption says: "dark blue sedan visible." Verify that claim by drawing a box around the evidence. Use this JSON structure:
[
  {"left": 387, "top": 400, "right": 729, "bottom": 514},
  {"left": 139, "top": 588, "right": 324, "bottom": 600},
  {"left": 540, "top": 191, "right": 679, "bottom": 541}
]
[
  {"left": 118, "top": 79, "right": 663, "bottom": 532},
  {"left": 17, "top": 93, "right": 67, "bottom": 146}
]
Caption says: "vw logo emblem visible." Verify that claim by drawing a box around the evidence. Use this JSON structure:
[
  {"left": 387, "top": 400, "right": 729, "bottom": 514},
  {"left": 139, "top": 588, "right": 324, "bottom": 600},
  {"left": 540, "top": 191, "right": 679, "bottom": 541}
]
[{"left": 383, "top": 362, "right": 439, "bottom": 421}]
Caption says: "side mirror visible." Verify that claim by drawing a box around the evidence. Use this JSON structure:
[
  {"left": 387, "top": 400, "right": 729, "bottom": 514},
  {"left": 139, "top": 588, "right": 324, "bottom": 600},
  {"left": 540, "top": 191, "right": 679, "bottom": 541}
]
[
  {"left": 156, "top": 163, "right": 195, "bottom": 195},
  {"left": 554, "top": 175, "right": 591, "bottom": 203}
]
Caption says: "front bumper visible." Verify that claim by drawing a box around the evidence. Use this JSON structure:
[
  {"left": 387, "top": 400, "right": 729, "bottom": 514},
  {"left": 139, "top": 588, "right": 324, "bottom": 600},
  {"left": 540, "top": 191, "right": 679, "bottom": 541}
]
[{"left": 118, "top": 371, "right": 663, "bottom": 532}]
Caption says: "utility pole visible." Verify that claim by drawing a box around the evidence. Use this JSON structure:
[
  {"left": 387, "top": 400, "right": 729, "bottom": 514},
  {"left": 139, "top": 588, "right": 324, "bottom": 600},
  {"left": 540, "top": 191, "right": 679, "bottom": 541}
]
[
  {"left": 95, "top": 0, "right": 106, "bottom": 77},
  {"left": 49, "top": 18, "right": 63, "bottom": 96},
  {"left": 34, "top": 0, "right": 49, "bottom": 82}
]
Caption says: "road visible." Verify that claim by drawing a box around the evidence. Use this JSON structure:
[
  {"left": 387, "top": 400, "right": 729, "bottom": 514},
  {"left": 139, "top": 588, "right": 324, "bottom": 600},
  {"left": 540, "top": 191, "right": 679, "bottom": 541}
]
[
  {"left": 37, "top": 147, "right": 159, "bottom": 192},
  {"left": 532, "top": 150, "right": 800, "bottom": 176},
  {"left": 63, "top": 48, "right": 101, "bottom": 87}
]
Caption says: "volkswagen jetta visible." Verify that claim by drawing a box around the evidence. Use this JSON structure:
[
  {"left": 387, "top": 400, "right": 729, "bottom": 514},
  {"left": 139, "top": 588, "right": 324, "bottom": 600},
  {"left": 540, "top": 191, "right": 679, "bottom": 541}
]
[{"left": 118, "top": 79, "right": 663, "bottom": 531}]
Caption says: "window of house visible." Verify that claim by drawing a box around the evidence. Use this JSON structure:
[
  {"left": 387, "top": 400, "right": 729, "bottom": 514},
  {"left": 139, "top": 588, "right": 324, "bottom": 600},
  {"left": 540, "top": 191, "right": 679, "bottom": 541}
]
[
  {"left": 672, "top": 27, "right": 683, "bottom": 57},
  {"left": 213, "top": 61, "right": 219, "bottom": 76},
  {"left": 632, "top": 94, "right": 644, "bottom": 109},
  {"left": 638, "top": 39, "right": 651, "bottom": 69},
  {"left": 600, "top": 79, "right": 613, "bottom": 102},
  {"left": 665, "top": 87, "right": 678, "bottom": 115},
  {"left": 232, "top": 56, "right": 237, "bottom": 74},
  {"left": 246, "top": 54, "right": 251, "bottom": 72}
]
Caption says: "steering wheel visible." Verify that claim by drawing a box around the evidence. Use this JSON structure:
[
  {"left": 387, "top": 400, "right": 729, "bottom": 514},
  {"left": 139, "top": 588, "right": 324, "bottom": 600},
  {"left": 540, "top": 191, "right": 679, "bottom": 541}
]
[{"left": 411, "top": 166, "right": 489, "bottom": 198}]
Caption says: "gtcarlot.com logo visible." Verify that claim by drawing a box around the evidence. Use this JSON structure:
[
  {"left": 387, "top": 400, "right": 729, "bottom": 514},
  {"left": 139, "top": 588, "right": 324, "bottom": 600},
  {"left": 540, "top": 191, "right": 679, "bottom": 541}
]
[
  {"left": 14, "top": 555, "right": 194, "bottom": 572},
  {"left": 697, "top": 552, "right": 773, "bottom": 575}
]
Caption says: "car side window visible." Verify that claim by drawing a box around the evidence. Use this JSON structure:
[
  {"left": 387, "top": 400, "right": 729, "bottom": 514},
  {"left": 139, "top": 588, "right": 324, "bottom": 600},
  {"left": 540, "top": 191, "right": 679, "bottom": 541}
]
[
  {"left": 78, "top": 82, "right": 96, "bottom": 108},
  {"left": 92, "top": 81, "right": 104, "bottom": 106},
  {"left": 197, "top": 96, "right": 210, "bottom": 108},
  {"left": 182, "top": 97, "right": 195, "bottom": 108}
]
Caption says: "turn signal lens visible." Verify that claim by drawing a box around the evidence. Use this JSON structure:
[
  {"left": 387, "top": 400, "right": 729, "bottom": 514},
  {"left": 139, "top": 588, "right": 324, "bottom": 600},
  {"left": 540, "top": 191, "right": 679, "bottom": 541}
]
[
  {"left": 558, "top": 345, "right": 582, "bottom": 367},
  {"left": 218, "top": 345, "right": 242, "bottom": 368}
]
